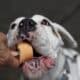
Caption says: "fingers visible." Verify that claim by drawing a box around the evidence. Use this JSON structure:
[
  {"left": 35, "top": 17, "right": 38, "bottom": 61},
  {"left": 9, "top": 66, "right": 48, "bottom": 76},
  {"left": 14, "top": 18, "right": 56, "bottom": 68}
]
[
  {"left": 0, "top": 32, "right": 19, "bottom": 68},
  {"left": 8, "top": 55, "right": 19, "bottom": 68},
  {"left": 0, "top": 49, "right": 19, "bottom": 68},
  {"left": 4, "top": 49, "right": 20, "bottom": 68},
  {"left": 0, "top": 32, "right": 7, "bottom": 41}
]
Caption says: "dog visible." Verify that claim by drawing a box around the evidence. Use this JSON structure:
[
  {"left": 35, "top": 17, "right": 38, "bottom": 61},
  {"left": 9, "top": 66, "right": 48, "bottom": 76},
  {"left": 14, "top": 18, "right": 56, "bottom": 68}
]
[{"left": 7, "top": 14, "right": 80, "bottom": 80}]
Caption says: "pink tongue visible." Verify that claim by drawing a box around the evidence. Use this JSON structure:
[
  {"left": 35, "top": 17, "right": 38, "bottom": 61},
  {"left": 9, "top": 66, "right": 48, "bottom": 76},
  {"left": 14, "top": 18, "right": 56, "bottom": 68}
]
[
  {"left": 24, "top": 56, "right": 55, "bottom": 70},
  {"left": 22, "top": 56, "right": 55, "bottom": 78},
  {"left": 40, "top": 56, "right": 55, "bottom": 69}
]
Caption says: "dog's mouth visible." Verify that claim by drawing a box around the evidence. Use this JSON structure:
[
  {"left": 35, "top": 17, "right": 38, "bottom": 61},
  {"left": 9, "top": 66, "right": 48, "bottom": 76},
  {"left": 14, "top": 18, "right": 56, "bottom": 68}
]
[
  {"left": 22, "top": 56, "right": 55, "bottom": 79},
  {"left": 23, "top": 40, "right": 55, "bottom": 79},
  {"left": 11, "top": 37, "right": 55, "bottom": 79}
]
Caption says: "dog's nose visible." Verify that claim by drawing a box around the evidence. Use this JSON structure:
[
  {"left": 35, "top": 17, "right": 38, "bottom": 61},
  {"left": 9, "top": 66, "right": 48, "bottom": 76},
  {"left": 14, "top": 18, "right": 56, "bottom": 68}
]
[{"left": 26, "top": 19, "right": 36, "bottom": 27}]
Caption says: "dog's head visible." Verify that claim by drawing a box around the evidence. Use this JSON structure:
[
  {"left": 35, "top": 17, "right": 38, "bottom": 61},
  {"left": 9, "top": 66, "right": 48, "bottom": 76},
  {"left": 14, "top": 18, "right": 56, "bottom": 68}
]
[
  {"left": 7, "top": 15, "right": 78, "bottom": 79},
  {"left": 7, "top": 14, "right": 78, "bottom": 48}
]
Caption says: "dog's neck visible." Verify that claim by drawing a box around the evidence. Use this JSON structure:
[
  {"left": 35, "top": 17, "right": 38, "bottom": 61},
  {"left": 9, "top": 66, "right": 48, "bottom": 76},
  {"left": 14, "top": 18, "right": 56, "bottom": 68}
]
[
  {"left": 48, "top": 47, "right": 66, "bottom": 80},
  {"left": 34, "top": 47, "right": 66, "bottom": 80}
]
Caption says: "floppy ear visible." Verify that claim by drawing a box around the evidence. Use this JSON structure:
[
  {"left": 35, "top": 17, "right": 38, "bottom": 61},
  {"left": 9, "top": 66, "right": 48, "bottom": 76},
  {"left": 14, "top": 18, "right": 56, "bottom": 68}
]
[{"left": 51, "top": 22, "right": 78, "bottom": 48}]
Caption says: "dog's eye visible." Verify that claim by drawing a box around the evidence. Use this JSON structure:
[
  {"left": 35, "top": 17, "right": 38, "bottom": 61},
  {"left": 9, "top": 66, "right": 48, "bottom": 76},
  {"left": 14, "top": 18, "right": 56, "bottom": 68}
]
[
  {"left": 41, "top": 19, "right": 50, "bottom": 26},
  {"left": 11, "top": 24, "right": 16, "bottom": 29},
  {"left": 19, "top": 22, "right": 24, "bottom": 28}
]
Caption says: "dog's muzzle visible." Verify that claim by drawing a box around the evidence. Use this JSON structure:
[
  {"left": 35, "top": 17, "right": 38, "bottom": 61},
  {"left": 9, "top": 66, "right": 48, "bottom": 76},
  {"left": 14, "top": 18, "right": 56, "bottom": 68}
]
[{"left": 18, "top": 18, "right": 36, "bottom": 41}]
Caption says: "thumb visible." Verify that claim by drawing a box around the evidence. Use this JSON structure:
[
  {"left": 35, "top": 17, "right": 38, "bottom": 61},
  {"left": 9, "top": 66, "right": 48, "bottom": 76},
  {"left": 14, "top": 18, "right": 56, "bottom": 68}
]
[{"left": 7, "top": 53, "right": 20, "bottom": 68}]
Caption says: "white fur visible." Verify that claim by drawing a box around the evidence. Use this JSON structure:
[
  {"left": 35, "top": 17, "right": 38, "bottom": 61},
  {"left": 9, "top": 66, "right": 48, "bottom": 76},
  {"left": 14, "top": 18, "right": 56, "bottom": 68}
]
[
  {"left": 30, "top": 14, "right": 80, "bottom": 80},
  {"left": 7, "top": 14, "right": 80, "bottom": 80}
]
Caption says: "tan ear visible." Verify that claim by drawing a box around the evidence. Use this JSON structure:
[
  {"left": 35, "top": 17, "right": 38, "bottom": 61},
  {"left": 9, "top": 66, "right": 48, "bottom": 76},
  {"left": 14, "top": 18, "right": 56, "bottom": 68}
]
[{"left": 51, "top": 23, "right": 78, "bottom": 48}]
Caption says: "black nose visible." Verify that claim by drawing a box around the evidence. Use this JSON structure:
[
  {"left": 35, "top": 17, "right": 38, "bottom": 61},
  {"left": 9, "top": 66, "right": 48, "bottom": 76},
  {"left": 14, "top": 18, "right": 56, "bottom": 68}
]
[
  {"left": 24, "top": 19, "right": 36, "bottom": 28},
  {"left": 18, "top": 18, "right": 36, "bottom": 40},
  {"left": 24, "top": 19, "right": 36, "bottom": 32}
]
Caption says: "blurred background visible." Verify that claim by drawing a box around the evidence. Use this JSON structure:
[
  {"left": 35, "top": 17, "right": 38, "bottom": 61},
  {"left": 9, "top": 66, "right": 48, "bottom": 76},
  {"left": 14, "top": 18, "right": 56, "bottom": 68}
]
[{"left": 0, "top": 0, "right": 80, "bottom": 80}]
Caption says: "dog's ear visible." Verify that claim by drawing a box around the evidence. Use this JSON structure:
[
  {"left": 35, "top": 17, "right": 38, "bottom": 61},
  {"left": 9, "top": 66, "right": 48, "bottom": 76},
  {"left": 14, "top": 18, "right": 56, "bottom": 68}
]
[{"left": 51, "top": 22, "right": 78, "bottom": 48}]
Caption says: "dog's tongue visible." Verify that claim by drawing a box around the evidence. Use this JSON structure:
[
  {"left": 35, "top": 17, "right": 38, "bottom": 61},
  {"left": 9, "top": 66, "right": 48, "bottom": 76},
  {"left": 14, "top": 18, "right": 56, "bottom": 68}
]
[
  {"left": 22, "top": 56, "right": 55, "bottom": 73},
  {"left": 40, "top": 56, "right": 55, "bottom": 69}
]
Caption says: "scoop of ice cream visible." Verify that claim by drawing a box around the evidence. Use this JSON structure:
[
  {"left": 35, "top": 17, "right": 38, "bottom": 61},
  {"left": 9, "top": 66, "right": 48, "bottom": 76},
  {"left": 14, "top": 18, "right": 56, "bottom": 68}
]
[{"left": 17, "top": 42, "right": 33, "bottom": 64}]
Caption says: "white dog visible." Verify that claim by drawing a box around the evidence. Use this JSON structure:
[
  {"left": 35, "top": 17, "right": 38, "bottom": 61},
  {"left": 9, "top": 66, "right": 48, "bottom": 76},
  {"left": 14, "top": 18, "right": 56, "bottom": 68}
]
[{"left": 7, "top": 14, "right": 80, "bottom": 80}]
